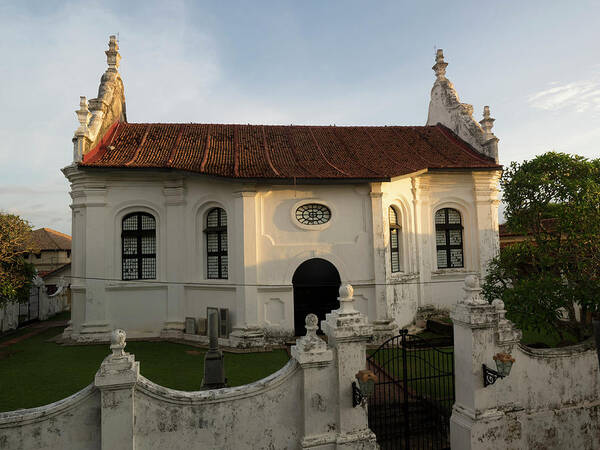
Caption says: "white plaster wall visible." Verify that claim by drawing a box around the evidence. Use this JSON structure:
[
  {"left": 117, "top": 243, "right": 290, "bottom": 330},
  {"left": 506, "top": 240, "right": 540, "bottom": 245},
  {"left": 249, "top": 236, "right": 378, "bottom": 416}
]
[
  {"left": 133, "top": 360, "right": 304, "bottom": 449},
  {"left": 466, "top": 343, "right": 600, "bottom": 449},
  {"left": 381, "top": 171, "right": 499, "bottom": 324},
  {"left": 65, "top": 166, "right": 500, "bottom": 341},
  {"left": 0, "top": 385, "right": 100, "bottom": 450}
]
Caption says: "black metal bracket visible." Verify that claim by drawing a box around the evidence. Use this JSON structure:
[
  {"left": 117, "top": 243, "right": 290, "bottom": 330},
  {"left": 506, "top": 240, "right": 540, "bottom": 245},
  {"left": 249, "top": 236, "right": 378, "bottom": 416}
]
[
  {"left": 352, "top": 381, "right": 365, "bottom": 407},
  {"left": 483, "top": 364, "right": 504, "bottom": 387}
]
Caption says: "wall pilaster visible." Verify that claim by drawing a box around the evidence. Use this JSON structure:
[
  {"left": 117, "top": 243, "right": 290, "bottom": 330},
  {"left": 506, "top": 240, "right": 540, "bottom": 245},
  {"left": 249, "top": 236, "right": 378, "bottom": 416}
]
[
  {"left": 412, "top": 176, "right": 431, "bottom": 307},
  {"left": 230, "top": 187, "right": 264, "bottom": 346},
  {"left": 472, "top": 171, "right": 501, "bottom": 279},
  {"left": 162, "top": 179, "right": 186, "bottom": 335}
]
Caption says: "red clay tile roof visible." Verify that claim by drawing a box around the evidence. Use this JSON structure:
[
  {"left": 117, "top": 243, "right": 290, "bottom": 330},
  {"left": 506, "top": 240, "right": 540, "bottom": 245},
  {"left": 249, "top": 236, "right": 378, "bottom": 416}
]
[
  {"left": 30, "top": 228, "right": 72, "bottom": 251},
  {"left": 81, "top": 122, "right": 501, "bottom": 180}
]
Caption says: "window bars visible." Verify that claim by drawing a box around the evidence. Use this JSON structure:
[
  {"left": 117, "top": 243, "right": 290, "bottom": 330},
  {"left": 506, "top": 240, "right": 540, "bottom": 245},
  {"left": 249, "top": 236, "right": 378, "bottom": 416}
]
[
  {"left": 435, "top": 208, "right": 464, "bottom": 269},
  {"left": 121, "top": 212, "right": 156, "bottom": 280},
  {"left": 205, "top": 208, "right": 228, "bottom": 279}
]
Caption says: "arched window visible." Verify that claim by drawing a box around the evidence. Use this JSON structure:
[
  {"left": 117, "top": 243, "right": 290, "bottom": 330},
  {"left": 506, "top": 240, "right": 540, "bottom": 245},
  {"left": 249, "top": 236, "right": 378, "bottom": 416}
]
[
  {"left": 205, "top": 208, "right": 228, "bottom": 279},
  {"left": 122, "top": 212, "right": 156, "bottom": 280},
  {"left": 389, "top": 207, "right": 401, "bottom": 273},
  {"left": 435, "top": 208, "right": 464, "bottom": 269}
]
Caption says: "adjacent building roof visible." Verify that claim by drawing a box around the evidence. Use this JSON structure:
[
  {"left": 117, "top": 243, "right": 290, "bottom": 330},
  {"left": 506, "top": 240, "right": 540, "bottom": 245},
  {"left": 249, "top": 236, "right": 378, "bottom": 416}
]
[
  {"left": 39, "top": 263, "right": 71, "bottom": 279},
  {"left": 30, "top": 228, "right": 72, "bottom": 251},
  {"left": 80, "top": 122, "right": 501, "bottom": 181}
]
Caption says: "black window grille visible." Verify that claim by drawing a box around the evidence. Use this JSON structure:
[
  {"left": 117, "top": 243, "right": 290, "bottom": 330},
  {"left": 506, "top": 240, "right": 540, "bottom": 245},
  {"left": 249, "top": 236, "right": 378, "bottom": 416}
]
[
  {"left": 295, "top": 203, "right": 331, "bottom": 225},
  {"left": 435, "top": 208, "right": 464, "bottom": 269},
  {"left": 389, "top": 207, "right": 401, "bottom": 273},
  {"left": 121, "top": 212, "right": 156, "bottom": 280},
  {"left": 205, "top": 208, "right": 228, "bottom": 279}
]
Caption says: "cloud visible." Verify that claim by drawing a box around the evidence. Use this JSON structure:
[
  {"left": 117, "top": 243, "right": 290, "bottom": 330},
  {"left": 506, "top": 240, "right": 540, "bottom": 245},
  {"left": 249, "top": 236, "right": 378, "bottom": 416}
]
[{"left": 528, "top": 77, "right": 600, "bottom": 113}]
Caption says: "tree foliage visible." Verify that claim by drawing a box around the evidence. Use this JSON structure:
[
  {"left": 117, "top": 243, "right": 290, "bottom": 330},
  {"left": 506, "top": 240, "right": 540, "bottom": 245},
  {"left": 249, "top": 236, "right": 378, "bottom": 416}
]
[
  {"left": 0, "top": 213, "right": 38, "bottom": 304},
  {"left": 482, "top": 152, "right": 600, "bottom": 341}
]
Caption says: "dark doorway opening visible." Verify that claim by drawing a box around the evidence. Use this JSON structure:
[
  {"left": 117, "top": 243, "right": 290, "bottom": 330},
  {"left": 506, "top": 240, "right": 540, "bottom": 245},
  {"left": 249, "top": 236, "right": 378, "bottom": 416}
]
[{"left": 292, "top": 258, "right": 341, "bottom": 336}]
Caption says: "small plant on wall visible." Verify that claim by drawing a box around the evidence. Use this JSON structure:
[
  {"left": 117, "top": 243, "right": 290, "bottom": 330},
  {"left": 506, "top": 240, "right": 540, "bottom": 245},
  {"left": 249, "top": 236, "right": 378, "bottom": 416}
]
[{"left": 482, "top": 152, "right": 600, "bottom": 346}]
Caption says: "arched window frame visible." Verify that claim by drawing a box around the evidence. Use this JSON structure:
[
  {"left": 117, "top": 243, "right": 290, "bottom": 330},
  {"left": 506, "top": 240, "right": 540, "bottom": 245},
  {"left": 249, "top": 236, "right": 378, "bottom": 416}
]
[
  {"left": 389, "top": 206, "right": 402, "bottom": 273},
  {"left": 121, "top": 212, "right": 156, "bottom": 280},
  {"left": 204, "top": 207, "right": 228, "bottom": 279},
  {"left": 435, "top": 207, "right": 464, "bottom": 269}
]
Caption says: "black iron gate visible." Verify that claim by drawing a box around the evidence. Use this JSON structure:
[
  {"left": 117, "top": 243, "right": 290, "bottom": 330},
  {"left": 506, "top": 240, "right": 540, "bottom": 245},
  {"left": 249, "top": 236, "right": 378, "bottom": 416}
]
[{"left": 367, "top": 329, "right": 454, "bottom": 450}]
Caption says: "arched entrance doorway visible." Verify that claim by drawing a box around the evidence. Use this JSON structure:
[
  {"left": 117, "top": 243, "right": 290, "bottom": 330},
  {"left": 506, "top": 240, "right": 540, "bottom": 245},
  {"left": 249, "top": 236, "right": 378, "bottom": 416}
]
[{"left": 292, "top": 258, "right": 341, "bottom": 336}]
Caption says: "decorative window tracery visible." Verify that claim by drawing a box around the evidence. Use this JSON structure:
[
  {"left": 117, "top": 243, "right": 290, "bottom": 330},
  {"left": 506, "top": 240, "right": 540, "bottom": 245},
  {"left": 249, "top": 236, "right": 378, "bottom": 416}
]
[
  {"left": 435, "top": 208, "right": 464, "bottom": 269},
  {"left": 122, "top": 212, "right": 156, "bottom": 280},
  {"left": 295, "top": 204, "right": 331, "bottom": 225},
  {"left": 389, "top": 207, "right": 401, "bottom": 273},
  {"left": 205, "top": 208, "right": 228, "bottom": 279}
]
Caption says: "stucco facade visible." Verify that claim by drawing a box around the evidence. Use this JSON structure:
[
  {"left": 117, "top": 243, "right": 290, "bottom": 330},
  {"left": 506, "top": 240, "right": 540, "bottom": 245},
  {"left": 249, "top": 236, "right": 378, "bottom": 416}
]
[{"left": 63, "top": 37, "right": 502, "bottom": 345}]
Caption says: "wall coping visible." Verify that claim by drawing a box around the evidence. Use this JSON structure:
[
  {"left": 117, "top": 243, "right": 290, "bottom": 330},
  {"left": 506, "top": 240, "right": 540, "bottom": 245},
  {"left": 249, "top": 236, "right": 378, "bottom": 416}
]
[
  {"left": 135, "top": 358, "right": 299, "bottom": 405},
  {"left": 0, "top": 384, "right": 97, "bottom": 428},
  {"left": 518, "top": 337, "right": 596, "bottom": 359}
]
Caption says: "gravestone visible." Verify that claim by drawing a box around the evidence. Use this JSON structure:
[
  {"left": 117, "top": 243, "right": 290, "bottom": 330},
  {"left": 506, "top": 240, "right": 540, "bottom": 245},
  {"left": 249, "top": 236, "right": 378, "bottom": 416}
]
[
  {"left": 197, "top": 317, "right": 207, "bottom": 336},
  {"left": 184, "top": 317, "right": 197, "bottom": 335},
  {"left": 201, "top": 309, "right": 227, "bottom": 389}
]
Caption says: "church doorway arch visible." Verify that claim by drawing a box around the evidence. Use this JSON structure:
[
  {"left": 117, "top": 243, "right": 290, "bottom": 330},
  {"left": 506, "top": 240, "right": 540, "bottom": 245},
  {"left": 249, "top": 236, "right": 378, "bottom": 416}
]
[{"left": 292, "top": 258, "right": 341, "bottom": 336}]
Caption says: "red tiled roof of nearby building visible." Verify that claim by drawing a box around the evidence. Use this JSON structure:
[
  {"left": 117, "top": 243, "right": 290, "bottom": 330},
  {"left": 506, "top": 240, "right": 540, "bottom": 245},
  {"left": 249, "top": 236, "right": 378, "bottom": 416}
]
[
  {"left": 80, "top": 122, "right": 501, "bottom": 180},
  {"left": 39, "top": 263, "right": 71, "bottom": 279},
  {"left": 30, "top": 228, "right": 72, "bottom": 251}
]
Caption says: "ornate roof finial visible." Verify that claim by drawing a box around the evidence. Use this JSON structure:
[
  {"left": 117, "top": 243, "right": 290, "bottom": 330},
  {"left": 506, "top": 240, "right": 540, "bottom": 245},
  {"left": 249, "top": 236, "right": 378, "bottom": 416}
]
[
  {"left": 105, "top": 35, "right": 121, "bottom": 72},
  {"left": 479, "top": 105, "right": 496, "bottom": 138},
  {"left": 75, "top": 96, "right": 91, "bottom": 135},
  {"left": 432, "top": 48, "right": 448, "bottom": 80}
]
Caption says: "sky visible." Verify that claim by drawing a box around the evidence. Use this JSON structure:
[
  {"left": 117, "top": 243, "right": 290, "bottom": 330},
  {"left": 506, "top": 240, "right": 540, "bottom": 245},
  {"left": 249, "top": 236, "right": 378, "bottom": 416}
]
[{"left": 0, "top": 0, "right": 598, "bottom": 234}]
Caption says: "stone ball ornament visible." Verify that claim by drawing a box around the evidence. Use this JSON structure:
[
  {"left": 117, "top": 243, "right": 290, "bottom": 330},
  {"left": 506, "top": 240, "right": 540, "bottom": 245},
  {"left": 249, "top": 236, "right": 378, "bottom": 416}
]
[
  {"left": 111, "top": 329, "right": 126, "bottom": 347},
  {"left": 339, "top": 284, "right": 354, "bottom": 299},
  {"left": 464, "top": 274, "right": 479, "bottom": 289},
  {"left": 110, "top": 329, "right": 127, "bottom": 358},
  {"left": 305, "top": 313, "right": 318, "bottom": 328},
  {"left": 491, "top": 298, "right": 505, "bottom": 310}
]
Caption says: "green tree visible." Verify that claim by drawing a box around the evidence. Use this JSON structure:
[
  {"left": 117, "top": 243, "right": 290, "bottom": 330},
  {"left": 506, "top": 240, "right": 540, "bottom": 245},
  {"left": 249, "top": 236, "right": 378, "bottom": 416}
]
[
  {"left": 0, "top": 213, "right": 38, "bottom": 305},
  {"left": 483, "top": 152, "right": 600, "bottom": 342}
]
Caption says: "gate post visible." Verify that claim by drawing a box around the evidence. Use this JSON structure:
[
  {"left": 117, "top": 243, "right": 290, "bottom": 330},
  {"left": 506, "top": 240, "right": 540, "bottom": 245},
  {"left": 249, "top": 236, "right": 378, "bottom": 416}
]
[
  {"left": 291, "top": 313, "right": 335, "bottom": 448},
  {"left": 94, "top": 329, "right": 139, "bottom": 450},
  {"left": 322, "top": 284, "right": 378, "bottom": 449},
  {"left": 449, "top": 276, "right": 499, "bottom": 450}
]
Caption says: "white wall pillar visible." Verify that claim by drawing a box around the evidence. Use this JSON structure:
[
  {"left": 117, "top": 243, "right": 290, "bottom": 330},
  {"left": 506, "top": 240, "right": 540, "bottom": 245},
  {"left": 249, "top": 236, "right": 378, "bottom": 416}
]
[
  {"left": 94, "top": 330, "right": 139, "bottom": 450},
  {"left": 322, "top": 285, "right": 378, "bottom": 449},
  {"left": 412, "top": 176, "right": 431, "bottom": 307},
  {"left": 291, "top": 313, "right": 336, "bottom": 448},
  {"left": 450, "top": 276, "right": 502, "bottom": 450},
  {"left": 230, "top": 187, "right": 264, "bottom": 346},
  {"left": 80, "top": 185, "right": 110, "bottom": 340},
  {"left": 162, "top": 179, "right": 186, "bottom": 335},
  {"left": 370, "top": 183, "right": 396, "bottom": 341},
  {"left": 472, "top": 172, "right": 501, "bottom": 280}
]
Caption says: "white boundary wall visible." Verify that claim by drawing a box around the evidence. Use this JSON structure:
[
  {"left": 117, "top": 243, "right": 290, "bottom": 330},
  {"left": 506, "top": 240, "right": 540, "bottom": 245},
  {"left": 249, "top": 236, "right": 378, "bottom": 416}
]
[
  {"left": 0, "top": 286, "right": 378, "bottom": 450},
  {"left": 451, "top": 277, "right": 600, "bottom": 449}
]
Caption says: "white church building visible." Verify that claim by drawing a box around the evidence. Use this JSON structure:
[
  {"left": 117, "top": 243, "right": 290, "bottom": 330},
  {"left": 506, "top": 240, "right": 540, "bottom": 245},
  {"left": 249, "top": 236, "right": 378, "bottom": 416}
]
[{"left": 63, "top": 36, "right": 502, "bottom": 346}]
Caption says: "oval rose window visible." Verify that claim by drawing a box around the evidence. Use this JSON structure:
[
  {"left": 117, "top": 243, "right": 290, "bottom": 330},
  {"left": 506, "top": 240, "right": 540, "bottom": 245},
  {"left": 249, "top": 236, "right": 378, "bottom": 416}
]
[{"left": 295, "top": 204, "right": 331, "bottom": 225}]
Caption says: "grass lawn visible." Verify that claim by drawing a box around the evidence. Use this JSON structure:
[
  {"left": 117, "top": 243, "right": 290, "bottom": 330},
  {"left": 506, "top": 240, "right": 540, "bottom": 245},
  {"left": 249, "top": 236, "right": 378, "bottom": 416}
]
[{"left": 0, "top": 327, "right": 289, "bottom": 412}]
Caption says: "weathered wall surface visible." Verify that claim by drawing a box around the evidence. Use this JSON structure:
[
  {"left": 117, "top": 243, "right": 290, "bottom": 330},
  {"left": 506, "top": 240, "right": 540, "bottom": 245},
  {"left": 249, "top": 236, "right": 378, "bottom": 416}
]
[
  {"left": 0, "top": 385, "right": 100, "bottom": 450},
  {"left": 451, "top": 277, "right": 600, "bottom": 450},
  {"left": 134, "top": 362, "right": 303, "bottom": 449}
]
